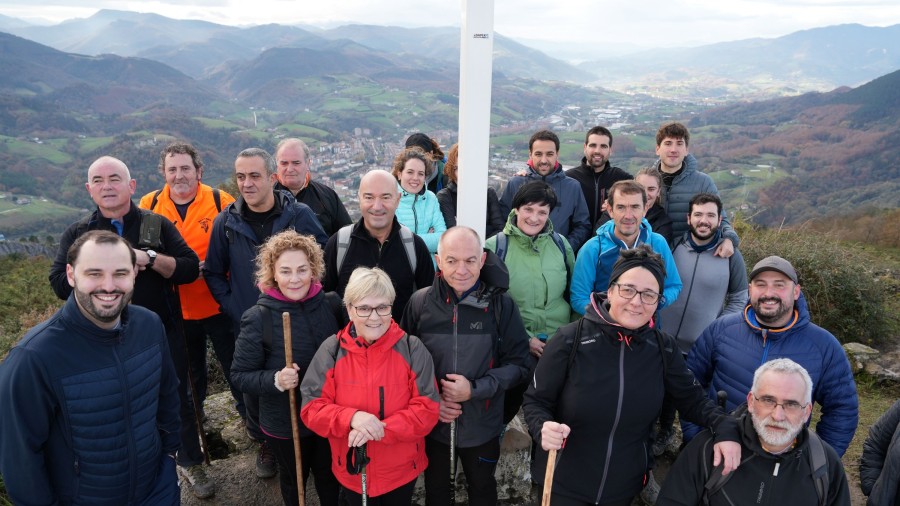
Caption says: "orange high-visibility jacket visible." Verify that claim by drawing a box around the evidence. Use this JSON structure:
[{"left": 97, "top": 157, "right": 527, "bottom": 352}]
[{"left": 139, "top": 184, "right": 235, "bottom": 320}]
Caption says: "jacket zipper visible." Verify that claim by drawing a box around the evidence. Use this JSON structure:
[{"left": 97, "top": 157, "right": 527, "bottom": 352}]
[{"left": 595, "top": 340, "right": 626, "bottom": 504}]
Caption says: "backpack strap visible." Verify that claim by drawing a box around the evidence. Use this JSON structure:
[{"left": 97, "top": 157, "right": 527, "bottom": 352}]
[
  {"left": 335, "top": 224, "right": 354, "bottom": 274},
  {"left": 398, "top": 224, "right": 418, "bottom": 276},
  {"left": 212, "top": 188, "right": 222, "bottom": 212},
  {"left": 259, "top": 305, "right": 273, "bottom": 350},
  {"left": 149, "top": 190, "right": 162, "bottom": 211},
  {"left": 495, "top": 233, "right": 509, "bottom": 262},
  {"left": 806, "top": 431, "right": 830, "bottom": 506},
  {"left": 550, "top": 232, "right": 571, "bottom": 300}
]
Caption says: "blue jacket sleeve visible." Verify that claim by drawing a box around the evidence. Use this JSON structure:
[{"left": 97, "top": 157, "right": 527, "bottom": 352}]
[
  {"left": 418, "top": 192, "right": 447, "bottom": 253},
  {"left": 155, "top": 322, "right": 182, "bottom": 454},
  {"left": 291, "top": 204, "right": 329, "bottom": 249},
  {"left": 812, "top": 339, "right": 859, "bottom": 456},
  {"left": 570, "top": 237, "right": 600, "bottom": 315},
  {"left": 565, "top": 189, "right": 592, "bottom": 253},
  {"left": 654, "top": 236, "right": 682, "bottom": 309},
  {"left": 0, "top": 347, "right": 57, "bottom": 505}
]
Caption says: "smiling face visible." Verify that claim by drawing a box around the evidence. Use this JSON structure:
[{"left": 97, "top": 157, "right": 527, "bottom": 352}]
[
  {"left": 235, "top": 155, "right": 276, "bottom": 212},
  {"left": 515, "top": 202, "right": 551, "bottom": 237},
  {"left": 348, "top": 295, "right": 393, "bottom": 344},
  {"left": 608, "top": 189, "right": 645, "bottom": 243},
  {"left": 273, "top": 249, "right": 313, "bottom": 301},
  {"left": 583, "top": 133, "right": 611, "bottom": 172},
  {"left": 275, "top": 142, "right": 310, "bottom": 193},
  {"left": 607, "top": 266, "right": 660, "bottom": 330},
  {"left": 529, "top": 139, "right": 559, "bottom": 176},
  {"left": 66, "top": 239, "right": 136, "bottom": 329},
  {"left": 655, "top": 136, "right": 689, "bottom": 173},
  {"left": 164, "top": 152, "right": 201, "bottom": 204},
  {"left": 437, "top": 228, "right": 486, "bottom": 298},
  {"left": 635, "top": 174, "right": 660, "bottom": 210},
  {"left": 86, "top": 157, "right": 136, "bottom": 219},
  {"left": 749, "top": 270, "right": 801, "bottom": 327},
  {"left": 358, "top": 171, "right": 400, "bottom": 237},
  {"left": 747, "top": 370, "right": 812, "bottom": 452},
  {"left": 687, "top": 201, "right": 722, "bottom": 244},
  {"left": 399, "top": 158, "right": 427, "bottom": 194}
]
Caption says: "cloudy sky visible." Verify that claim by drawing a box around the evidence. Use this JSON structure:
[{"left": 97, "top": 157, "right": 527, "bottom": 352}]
[{"left": 2, "top": 0, "right": 900, "bottom": 58}]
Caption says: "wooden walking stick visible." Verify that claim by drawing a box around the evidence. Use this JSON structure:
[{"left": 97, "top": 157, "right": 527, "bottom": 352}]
[
  {"left": 541, "top": 448, "right": 557, "bottom": 506},
  {"left": 283, "top": 312, "right": 306, "bottom": 506}
]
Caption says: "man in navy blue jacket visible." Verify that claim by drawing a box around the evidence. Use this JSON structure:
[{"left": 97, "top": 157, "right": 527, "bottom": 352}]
[
  {"left": 1, "top": 231, "right": 181, "bottom": 505},
  {"left": 685, "top": 256, "right": 859, "bottom": 456}
]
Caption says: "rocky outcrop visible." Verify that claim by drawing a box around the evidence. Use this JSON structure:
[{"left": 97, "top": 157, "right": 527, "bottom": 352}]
[
  {"left": 844, "top": 342, "right": 900, "bottom": 383},
  {"left": 183, "top": 392, "right": 534, "bottom": 505}
]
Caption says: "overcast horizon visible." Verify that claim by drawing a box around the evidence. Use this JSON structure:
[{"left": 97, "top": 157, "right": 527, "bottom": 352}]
[{"left": 2, "top": 0, "right": 900, "bottom": 60}]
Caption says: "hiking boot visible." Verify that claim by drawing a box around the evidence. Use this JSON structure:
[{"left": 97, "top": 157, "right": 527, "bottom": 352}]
[
  {"left": 652, "top": 425, "right": 675, "bottom": 457},
  {"left": 640, "top": 470, "right": 660, "bottom": 505},
  {"left": 256, "top": 440, "right": 277, "bottom": 478},
  {"left": 178, "top": 464, "right": 216, "bottom": 499}
]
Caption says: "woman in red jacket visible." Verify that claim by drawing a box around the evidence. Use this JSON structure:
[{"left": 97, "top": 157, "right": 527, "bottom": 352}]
[{"left": 300, "top": 267, "right": 440, "bottom": 505}]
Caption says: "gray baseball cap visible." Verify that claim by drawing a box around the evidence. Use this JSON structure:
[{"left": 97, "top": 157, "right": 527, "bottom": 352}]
[{"left": 749, "top": 256, "right": 798, "bottom": 284}]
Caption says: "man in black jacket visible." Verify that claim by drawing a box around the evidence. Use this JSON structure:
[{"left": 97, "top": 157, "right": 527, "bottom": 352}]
[
  {"left": 658, "top": 358, "right": 850, "bottom": 506},
  {"left": 566, "top": 126, "right": 633, "bottom": 227},
  {"left": 401, "top": 226, "right": 530, "bottom": 506},
  {"left": 322, "top": 169, "right": 435, "bottom": 317},
  {"left": 48, "top": 156, "right": 206, "bottom": 490},
  {"left": 274, "top": 138, "right": 352, "bottom": 237}
]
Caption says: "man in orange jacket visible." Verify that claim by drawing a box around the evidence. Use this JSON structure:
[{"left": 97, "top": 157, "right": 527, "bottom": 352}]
[{"left": 139, "top": 141, "right": 236, "bottom": 499}]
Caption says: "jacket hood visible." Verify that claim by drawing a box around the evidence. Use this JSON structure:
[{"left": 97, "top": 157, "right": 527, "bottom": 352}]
[
  {"left": 434, "top": 249, "right": 510, "bottom": 305},
  {"left": 230, "top": 188, "right": 294, "bottom": 215},
  {"left": 583, "top": 292, "right": 657, "bottom": 345},
  {"left": 256, "top": 286, "right": 325, "bottom": 309},
  {"left": 525, "top": 161, "right": 565, "bottom": 180},
  {"left": 653, "top": 153, "right": 698, "bottom": 177},
  {"left": 336, "top": 319, "right": 406, "bottom": 354}
]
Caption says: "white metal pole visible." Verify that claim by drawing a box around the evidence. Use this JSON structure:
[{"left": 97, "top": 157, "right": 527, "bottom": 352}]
[{"left": 457, "top": 0, "right": 494, "bottom": 244}]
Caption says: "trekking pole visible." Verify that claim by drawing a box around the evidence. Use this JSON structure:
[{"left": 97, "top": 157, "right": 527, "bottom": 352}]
[
  {"left": 449, "top": 420, "right": 457, "bottom": 505},
  {"left": 177, "top": 319, "right": 211, "bottom": 465},
  {"left": 542, "top": 437, "right": 565, "bottom": 506},
  {"left": 283, "top": 312, "right": 306, "bottom": 506},
  {"left": 360, "top": 444, "right": 369, "bottom": 506}
]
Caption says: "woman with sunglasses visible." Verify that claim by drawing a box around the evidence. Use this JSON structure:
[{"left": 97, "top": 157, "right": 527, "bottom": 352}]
[
  {"left": 523, "top": 245, "right": 742, "bottom": 506},
  {"left": 301, "top": 267, "right": 440, "bottom": 505}
]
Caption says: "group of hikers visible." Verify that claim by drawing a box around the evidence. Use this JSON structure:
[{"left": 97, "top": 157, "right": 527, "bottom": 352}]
[{"left": 0, "top": 121, "right": 896, "bottom": 506}]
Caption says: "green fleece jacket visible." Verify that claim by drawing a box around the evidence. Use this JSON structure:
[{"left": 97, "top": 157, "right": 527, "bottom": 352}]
[{"left": 485, "top": 210, "right": 575, "bottom": 339}]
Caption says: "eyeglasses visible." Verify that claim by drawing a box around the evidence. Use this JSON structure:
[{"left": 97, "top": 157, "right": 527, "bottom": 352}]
[
  {"left": 611, "top": 283, "right": 660, "bottom": 305},
  {"left": 351, "top": 304, "right": 392, "bottom": 317},
  {"left": 753, "top": 395, "right": 808, "bottom": 415}
]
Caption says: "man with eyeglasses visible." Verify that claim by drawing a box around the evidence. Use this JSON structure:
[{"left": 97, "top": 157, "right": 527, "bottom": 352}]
[
  {"left": 401, "top": 226, "right": 530, "bottom": 506},
  {"left": 684, "top": 256, "right": 858, "bottom": 456},
  {"left": 658, "top": 358, "right": 851, "bottom": 505},
  {"left": 570, "top": 180, "right": 681, "bottom": 315}
]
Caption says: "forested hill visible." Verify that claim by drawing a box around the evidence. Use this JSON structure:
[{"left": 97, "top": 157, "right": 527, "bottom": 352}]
[{"left": 689, "top": 68, "right": 900, "bottom": 225}]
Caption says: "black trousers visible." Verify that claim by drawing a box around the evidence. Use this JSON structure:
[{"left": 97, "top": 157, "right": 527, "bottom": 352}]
[
  {"left": 165, "top": 322, "right": 204, "bottom": 467},
  {"left": 183, "top": 313, "right": 241, "bottom": 409},
  {"left": 549, "top": 494, "right": 632, "bottom": 506},
  {"left": 424, "top": 437, "right": 500, "bottom": 506},
  {"left": 267, "top": 435, "right": 340, "bottom": 506},
  {"left": 340, "top": 478, "right": 416, "bottom": 506}
]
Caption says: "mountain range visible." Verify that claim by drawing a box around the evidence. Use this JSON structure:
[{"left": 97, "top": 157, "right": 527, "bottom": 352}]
[{"left": 0, "top": 9, "right": 898, "bottom": 230}]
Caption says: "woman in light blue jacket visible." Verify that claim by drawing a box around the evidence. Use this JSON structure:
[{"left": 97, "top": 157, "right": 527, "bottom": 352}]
[{"left": 391, "top": 147, "right": 446, "bottom": 253}]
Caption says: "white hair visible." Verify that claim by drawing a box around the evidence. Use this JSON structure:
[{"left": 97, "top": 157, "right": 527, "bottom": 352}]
[{"left": 751, "top": 358, "right": 813, "bottom": 405}]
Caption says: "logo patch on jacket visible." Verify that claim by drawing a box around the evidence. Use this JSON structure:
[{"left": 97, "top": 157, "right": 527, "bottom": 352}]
[{"left": 470, "top": 322, "right": 483, "bottom": 330}]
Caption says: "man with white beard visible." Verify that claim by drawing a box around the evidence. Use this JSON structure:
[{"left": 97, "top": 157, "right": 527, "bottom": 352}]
[{"left": 657, "top": 359, "right": 851, "bottom": 505}]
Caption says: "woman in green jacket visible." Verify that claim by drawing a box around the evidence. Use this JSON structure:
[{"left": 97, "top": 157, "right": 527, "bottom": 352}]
[{"left": 485, "top": 180, "right": 575, "bottom": 424}]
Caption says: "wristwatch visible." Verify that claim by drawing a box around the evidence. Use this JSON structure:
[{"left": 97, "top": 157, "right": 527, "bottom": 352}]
[{"left": 146, "top": 249, "right": 157, "bottom": 268}]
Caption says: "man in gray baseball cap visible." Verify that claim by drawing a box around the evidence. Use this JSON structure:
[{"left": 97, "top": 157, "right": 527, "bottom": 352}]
[{"left": 682, "top": 254, "right": 859, "bottom": 457}]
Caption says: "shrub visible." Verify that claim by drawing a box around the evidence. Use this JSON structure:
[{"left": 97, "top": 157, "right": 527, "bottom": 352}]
[{"left": 735, "top": 216, "right": 893, "bottom": 347}]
